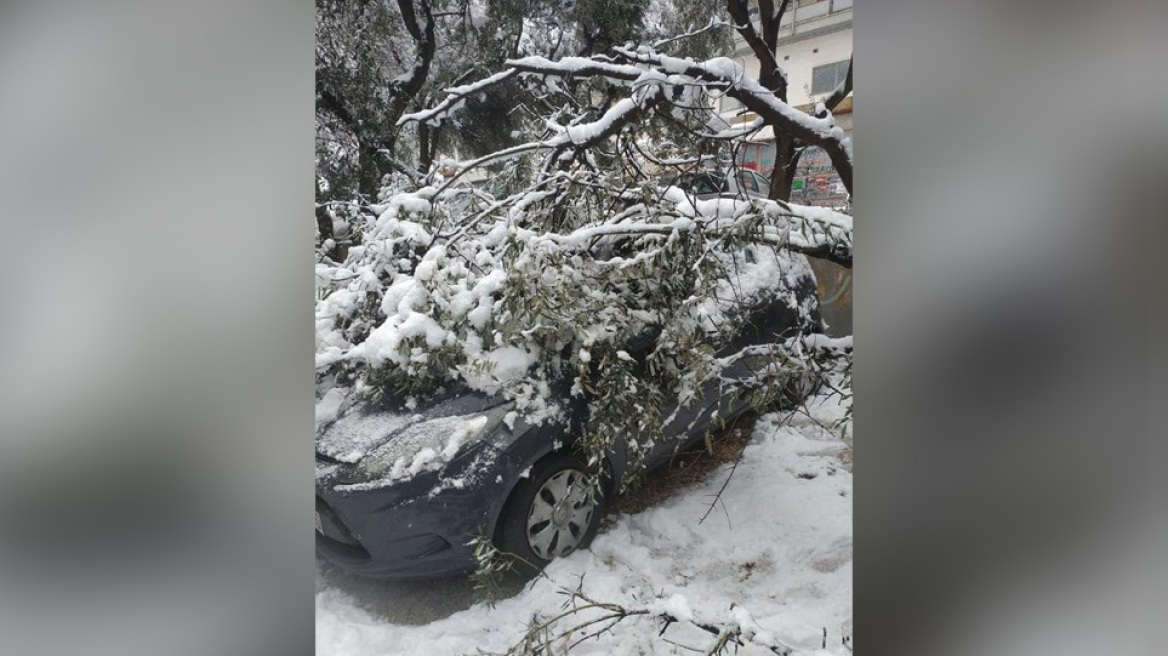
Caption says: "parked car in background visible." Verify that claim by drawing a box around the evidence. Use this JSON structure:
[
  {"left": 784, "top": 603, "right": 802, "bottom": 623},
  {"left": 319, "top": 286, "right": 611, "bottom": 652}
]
[{"left": 671, "top": 168, "right": 771, "bottom": 200}]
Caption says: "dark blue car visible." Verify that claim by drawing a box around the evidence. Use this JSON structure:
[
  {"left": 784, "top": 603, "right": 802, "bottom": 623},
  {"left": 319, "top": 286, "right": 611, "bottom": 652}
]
[{"left": 315, "top": 248, "right": 821, "bottom": 579}]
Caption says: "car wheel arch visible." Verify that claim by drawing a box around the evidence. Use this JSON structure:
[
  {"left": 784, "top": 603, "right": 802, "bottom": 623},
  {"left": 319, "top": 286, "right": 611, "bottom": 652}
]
[{"left": 487, "top": 444, "right": 618, "bottom": 547}]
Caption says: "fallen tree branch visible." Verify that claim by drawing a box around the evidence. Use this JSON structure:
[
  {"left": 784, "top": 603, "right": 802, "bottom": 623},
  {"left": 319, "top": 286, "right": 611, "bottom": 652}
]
[{"left": 490, "top": 578, "right": 796, "bottom": 656}]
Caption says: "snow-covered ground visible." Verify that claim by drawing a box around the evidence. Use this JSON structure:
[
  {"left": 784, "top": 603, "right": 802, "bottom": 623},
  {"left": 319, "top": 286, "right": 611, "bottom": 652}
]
[{"left": 316, "top": 395, "right": 852, "bottom": 655}]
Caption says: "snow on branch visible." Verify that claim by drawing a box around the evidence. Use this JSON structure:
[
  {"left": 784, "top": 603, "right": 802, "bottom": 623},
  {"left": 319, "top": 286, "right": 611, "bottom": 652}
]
[
  {"left": 438, "top": 48, "right": 850, "bottom": 171},
  {"left": 651, "top": 17, "right": 732, "bottom": 50},
  {"left": 727, "top": 0, "right": 783, "bottom": 87},
  {"left": 545, "top": 88, "right": 662, "bottom": 149},
  {"left": 505, "top": 55, "right": 644, "bottom": 82},
  {"left": 821, "top": 55, "right": 854, "bottom": 114},
  {"left": 471, "top": 45, "right": 855, "bottom": 196},
  {"left": 491, "top": 579, "right": 797, "bottom": 656},
  {"left": 398, "top": 68, "right": 520, "bottom": 126},
  {"left": 611, "top": 46, "right": 852, "bottom": 194},
  {"left": 506, "top": 195, "right": 852, "bottom": 268},
  {"left": 427, "top": 90, "right": 661, "bottom": 198}
]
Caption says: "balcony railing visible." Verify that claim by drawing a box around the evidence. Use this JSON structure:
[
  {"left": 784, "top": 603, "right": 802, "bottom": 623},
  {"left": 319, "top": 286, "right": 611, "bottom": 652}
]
[
  {"left": 739, "top": 0, "right": 852, "bottom": 49},
  {"left": 747, "top": 0, "right": 853, "bottom": 28}
]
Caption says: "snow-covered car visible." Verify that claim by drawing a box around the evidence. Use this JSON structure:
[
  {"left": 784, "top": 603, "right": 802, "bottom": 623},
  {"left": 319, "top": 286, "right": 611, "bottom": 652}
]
[
  {"left": 315, "top": 247, "right": 822, "bottom": 580},
  {"left": 671, "top": 168, "right": 772, "bottom": 200}
]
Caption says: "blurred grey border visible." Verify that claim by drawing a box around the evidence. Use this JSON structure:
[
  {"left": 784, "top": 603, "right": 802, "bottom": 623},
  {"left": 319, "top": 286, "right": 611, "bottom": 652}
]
[
  {"left": 858, "top": 1, "right": 1163, "bottom": 655},
  {"left": 0, "top": 1, "right": 314, "bottom": 655},
  {"left": 0, "top": 1, "right": 1163, "bottom": 655}
]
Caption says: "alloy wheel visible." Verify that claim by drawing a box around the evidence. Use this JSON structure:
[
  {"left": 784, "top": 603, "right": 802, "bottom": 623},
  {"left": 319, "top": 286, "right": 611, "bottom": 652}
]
[{"left": 525, "top": 468, "right": 595, "bottom": 560}]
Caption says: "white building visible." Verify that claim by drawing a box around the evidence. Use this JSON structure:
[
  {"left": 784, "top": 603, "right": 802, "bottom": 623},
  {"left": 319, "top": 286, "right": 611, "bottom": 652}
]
[{"left": 717, "top": 0, "right": 853, "bottom": 209}]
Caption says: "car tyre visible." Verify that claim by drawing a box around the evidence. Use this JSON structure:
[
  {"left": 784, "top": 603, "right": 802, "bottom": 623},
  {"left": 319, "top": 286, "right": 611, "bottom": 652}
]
[{"left": 495, "top": 451, "right": 605, "bottom": 572}]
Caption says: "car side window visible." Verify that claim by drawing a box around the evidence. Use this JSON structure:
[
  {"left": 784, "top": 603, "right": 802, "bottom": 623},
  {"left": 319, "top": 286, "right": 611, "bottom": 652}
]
[
  {"left": 699, "top": 174, "right": 726, "bottom": 195},
  {"left": 751, "top": 172, "right": 769, "bottom": 195},
  {"left": 676, "top": 173, "right": 724, "bottom": 195},
  {"left": 736, "top": 171, "right": 758, "bottom": 194}
]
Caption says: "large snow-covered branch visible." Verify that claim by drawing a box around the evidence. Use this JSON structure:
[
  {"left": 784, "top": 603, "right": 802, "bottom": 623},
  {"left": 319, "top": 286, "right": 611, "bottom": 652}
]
[
  {"left": 727, "top": 0, "right": 784, "bottom": 94},
  {"left": 651, "top": 17, "right": 731, "bottom": 50},
  {"left": 422, "top": 45, "right": 852, "bottom": 179},
  {"left": 612, "top": 47, "right": 853, "bottom": 195},
  {"left": 508, "top": 194, "right": 852, "bottom": 267},
  {"left": 386, "top": 0, "right": 437, "bottom": 123},
  {"left": 768, "top": 202, "right": 853, "bottom": 267},
  {"left": 821, "top": 55, "right": 853, "bottom": 114},
  {"left": 316, "top": 5, "right": 856, "bottom": 514},
  {"left": 505, "top": 55, "right": 643, "bottom": 82},
  {"left": 428, "top": 87, "right": 663, "bottom": 198},
  {"left": 398, "top": 68, "right": 520, "bottom": 126},
  {"left": 545, "top": 87, "right": 662, "bottom": 149},
  {"left": 487, "top": 47, "right": 854, "bottom": 195}
]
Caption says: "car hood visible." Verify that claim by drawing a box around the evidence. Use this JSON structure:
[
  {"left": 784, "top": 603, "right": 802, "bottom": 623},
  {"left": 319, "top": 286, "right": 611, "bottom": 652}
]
[{"left": 315, "top": 390, "right": 506, "bottom": 465}]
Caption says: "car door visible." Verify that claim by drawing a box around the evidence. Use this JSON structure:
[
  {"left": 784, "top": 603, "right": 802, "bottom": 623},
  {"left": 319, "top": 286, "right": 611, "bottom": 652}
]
[
  {"left": 646, "top": 247, "right": 817, "bottom": 468},
  {"left": 734, "top": 170, "right": 758, "bottom": 198},
  {"left": 648, "top": 375, "right": 721, "bottom": 468},
  {"left": 676, "top": 171, "right": 727, "bottom": 200},
  {"left": 750, "top": 171, "right": 770, "bottom": 199}
]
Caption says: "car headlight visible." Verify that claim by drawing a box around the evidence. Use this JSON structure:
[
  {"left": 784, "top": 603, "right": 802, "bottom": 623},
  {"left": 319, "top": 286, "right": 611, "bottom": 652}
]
[{"left": 359, "top": 403, "right": 512, "bottom": 482}]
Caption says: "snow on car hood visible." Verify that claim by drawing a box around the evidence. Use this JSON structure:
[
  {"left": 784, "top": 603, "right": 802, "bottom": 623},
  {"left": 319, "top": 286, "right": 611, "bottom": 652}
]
[
  {"left": 315, "top": 391, "right": 504, "bottom": 465},
  {"left": 317, "top": 410, "right": 415, "bottom": 464}
]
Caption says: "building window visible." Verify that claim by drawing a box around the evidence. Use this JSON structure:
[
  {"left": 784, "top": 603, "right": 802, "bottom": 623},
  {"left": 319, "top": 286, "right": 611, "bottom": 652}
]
[{"left": 811, "top": 60, "right": 850, "bottom": 96}]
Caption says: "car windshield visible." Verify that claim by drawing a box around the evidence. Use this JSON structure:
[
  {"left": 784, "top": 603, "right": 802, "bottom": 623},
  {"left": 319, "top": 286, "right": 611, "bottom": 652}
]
[{"left": 672, "top": 172, "right": 726, "bottom": 195}]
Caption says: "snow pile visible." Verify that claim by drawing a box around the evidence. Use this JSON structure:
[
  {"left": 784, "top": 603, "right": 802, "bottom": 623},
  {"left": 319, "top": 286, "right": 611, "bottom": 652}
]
[{"left": 316, "top": 395, "right": 853, "bottom": 655}]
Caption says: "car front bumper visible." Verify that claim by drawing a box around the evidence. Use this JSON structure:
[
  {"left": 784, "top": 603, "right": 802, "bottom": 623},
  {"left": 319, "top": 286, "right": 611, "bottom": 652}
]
[{"left": 315, "top": 442, "right": 527, "bottom": 579}]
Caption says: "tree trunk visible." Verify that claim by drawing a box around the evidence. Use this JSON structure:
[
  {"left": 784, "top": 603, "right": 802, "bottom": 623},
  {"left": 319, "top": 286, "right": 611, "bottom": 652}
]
[
  {"left": 418, "top": 122, "right": 442, "bottom": 176},
  {"left": 357, "top": 143, "right": 379, "bottom": 200},
  {"left": 358, "top": 141, "right": 397, "bottom": 201},
  {"left": 768, "top": 133, "right": 798, "bottom": 202}
]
